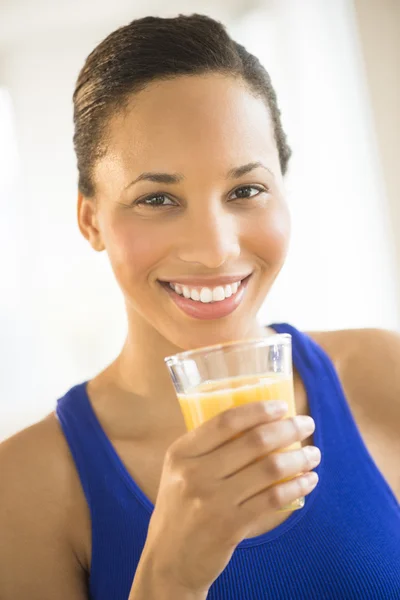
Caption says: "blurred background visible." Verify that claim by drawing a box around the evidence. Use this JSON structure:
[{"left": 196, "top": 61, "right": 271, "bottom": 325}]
[{"left": 0, "top": 0, "right": 399, "bottom": 440}]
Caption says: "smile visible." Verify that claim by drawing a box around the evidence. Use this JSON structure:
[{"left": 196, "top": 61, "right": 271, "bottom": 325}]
[{"left": 159, "top": 275, "right": 252, "bottom": 320}]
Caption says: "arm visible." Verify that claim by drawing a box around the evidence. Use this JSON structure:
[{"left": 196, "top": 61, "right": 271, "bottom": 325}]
[
  {"left": 128, "top": 545, "right": 208, "bottom": 600},
  {"left": 0, "top": 418, "right": 89, "bottom": 600}
]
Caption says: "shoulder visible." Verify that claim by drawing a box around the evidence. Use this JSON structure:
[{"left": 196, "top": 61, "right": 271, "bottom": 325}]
[
  {"left": 306, "top": 327, "right": 400, "bottom": 425},
  {"left": 0, "top": 413, "right": 90, "bottom": 592},
  {"left": 0, "top": 412, "right": 83, "bottom": 511},
  {"left": 0, "top": 413, "right": 69, "bottom": 507},
  {"left": 1, "top": 411, "right": 72, "bottom": 470}
]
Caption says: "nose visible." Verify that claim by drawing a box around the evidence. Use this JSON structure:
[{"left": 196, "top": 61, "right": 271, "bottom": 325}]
[{"left": 176, "top": 207, "right": 241, "bottom": 269}]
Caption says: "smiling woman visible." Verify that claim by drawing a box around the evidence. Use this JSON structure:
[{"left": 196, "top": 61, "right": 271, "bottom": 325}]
[{"left": 1, "top": 12, "right": 400, "bottom": 600}]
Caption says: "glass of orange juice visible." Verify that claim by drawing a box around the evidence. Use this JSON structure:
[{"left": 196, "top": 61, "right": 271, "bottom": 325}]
[{"left": 165, "top": 334, "right": 304, "bottom": 512}]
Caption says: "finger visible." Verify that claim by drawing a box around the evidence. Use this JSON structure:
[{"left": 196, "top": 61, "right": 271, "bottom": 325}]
[
  {"left": 227, "top": 445, "right": 321, "bottom": 505},
  {"left": 175, "top": 400, "right": 290, "bottom": 457},
  {"left": 238, "top": 471, "right": 319, "bottom": 530},
  {"left": 208, "top": 415, "right": 315, "bottom": 479}
]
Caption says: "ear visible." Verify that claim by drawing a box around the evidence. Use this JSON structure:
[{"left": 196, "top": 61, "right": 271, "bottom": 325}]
[{"left": 77, "top": 191, "right": 105, "bottom": 252}]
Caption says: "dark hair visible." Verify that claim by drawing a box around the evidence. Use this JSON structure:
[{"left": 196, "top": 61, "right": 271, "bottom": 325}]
[{"left": 73, "top": 14, "right": 291, "bottom": 197}]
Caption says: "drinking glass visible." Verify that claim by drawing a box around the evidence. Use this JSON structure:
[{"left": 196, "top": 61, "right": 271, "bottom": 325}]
[{"left": 165, "top": 334, "right": 304, "bottom": 512}]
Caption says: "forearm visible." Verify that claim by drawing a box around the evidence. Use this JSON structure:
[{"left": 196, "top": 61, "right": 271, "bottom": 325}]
[{"left": 128, "top": 547, "right": 208, "bottom": 600}]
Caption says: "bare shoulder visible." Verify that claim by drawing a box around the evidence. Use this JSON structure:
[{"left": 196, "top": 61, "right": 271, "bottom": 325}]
[
  {"left": 0, "top": 412, "right": 89, "bottom": 536},
  {"left": 306, "top": 327, "right": 400, "bottom": 424},
  {"left": 1, "top": 411, "right": 75, "bottom": 482},
  {"left": 0, "top": 413, "right": 90, "bottom": 599}
]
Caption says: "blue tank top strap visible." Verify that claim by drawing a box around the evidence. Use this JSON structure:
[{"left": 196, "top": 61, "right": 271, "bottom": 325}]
[
  {"left": 56, "top": 384, "right": 97, "bottom": 506},
  {"left": 271, "top": 321, "right": 329, "bottom": 371}
]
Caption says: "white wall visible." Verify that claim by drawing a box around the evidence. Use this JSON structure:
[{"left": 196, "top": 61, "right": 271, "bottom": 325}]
[{"left": 0, "top": 0, "right": 398, "bottom": 440}]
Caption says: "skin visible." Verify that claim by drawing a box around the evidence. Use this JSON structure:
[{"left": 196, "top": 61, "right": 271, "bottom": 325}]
[{"left": 0, "top": 73, "right": 399, "bottom": 600}]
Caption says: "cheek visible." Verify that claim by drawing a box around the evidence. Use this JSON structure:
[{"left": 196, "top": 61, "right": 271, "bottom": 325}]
[
  {"left": 102, "top": 217, "right": 167, "bottom": 289},
  {"left": 246, "top": 203, "right": 291, "bottom": 265}
]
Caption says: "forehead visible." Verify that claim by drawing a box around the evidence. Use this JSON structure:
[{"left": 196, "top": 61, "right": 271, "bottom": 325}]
[{"left": 97, "top": 74, "right": 278, "bottom": 189}]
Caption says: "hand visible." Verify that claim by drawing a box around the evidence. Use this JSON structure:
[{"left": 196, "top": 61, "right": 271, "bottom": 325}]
[{"left": 143, "top": 400, "right": 319, "bottom": 594}]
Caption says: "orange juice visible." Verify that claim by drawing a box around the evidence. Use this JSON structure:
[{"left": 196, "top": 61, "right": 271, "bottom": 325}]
[
  {"left": 178, "top": 373, "right": 304, "bottom": 511},
  {"left": 178, "top": 373, "right": 301, "bottom": 451}
]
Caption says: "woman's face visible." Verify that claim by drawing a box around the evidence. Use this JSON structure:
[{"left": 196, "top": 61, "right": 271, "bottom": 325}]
[{"left": 79, "top": 74, "right": 290, "bottom": 350}]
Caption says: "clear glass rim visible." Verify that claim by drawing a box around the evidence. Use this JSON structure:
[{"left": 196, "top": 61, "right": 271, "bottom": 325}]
[{"left": 164, "top": 333, "right": 291, "bottom": 366}]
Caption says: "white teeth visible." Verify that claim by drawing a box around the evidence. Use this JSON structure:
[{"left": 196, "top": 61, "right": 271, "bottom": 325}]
[
  {"left": 224, "top": 284, "right": 233, "bottom": 298},
  {"left": 169, "top": 280, "right": 243, "bottom": 303},
  {"left": 212, "top": 286, "right": 226, "bottom": 302},
  {"left": 200, "top": 288, "right": 213, "bottom": 303},
  {"left": 169, "top": 283, "right": 183, "bottom": 295}
]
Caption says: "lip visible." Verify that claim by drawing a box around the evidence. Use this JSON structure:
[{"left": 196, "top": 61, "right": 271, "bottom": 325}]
[
  {"left": 158, "top": 273, "right": 253, "bottom": 287},
  {"left": 160, "top": 274, "right": 252, "bottom": 320}
]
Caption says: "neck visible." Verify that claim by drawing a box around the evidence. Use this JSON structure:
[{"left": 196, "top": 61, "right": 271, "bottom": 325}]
[{"left": 116, "top": 326, "right": 179, "bottom": 399}]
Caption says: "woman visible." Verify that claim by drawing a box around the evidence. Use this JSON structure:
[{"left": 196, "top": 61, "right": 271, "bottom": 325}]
[{"left": 0, "top": 14, "right": 399, "bottom": 600}]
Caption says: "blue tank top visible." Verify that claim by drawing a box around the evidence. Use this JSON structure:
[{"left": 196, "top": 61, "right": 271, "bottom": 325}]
[{"left": 56, "top": 323, "right": 400, "bottom": 599}]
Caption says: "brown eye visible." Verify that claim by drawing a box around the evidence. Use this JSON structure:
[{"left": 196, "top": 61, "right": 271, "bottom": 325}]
[
  {"left": 135, "top": 194, "right": 176, "bottom": 208},
  {"left": 230, "top": 185, "right": 266, "bottom": 200}
]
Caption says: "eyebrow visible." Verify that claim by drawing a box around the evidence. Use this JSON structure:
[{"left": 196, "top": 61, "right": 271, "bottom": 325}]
[{"left": 124, "top": 161, "right": 271, "bottom": 191}]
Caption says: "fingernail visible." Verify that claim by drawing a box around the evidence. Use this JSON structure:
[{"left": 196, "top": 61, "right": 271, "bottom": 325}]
[
  {"left": 303, "top": 445, "right": 321, "bottom": 465},
  {"left": 302, "top": 471, "right": 319, "bottom": 487},
  {"left": 295, "top": 415, "right": 315, "bottom": 435},
  {"left": 264, "top": 401, "right": 289, "bottom": 415}
]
